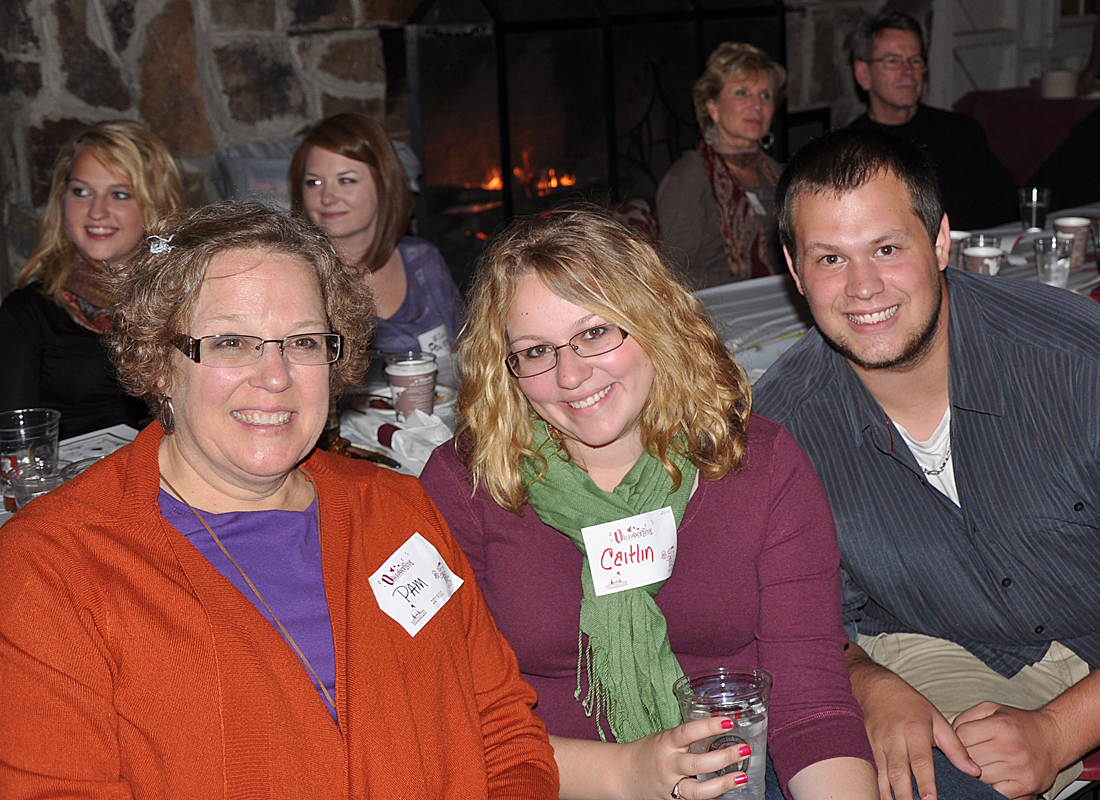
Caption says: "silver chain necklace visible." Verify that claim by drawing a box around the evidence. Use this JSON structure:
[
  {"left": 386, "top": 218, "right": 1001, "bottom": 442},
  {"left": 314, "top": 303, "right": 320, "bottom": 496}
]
[{"left": 922, "top": 440, "right": 952, "bottom": 476}]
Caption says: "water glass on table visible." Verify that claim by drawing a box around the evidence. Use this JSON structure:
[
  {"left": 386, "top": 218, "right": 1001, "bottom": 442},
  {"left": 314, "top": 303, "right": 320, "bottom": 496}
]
[
  {"left": 0, "top": 408, "right": 61, "bottom": 513},
  {"left": 1019, "top": 187, "right": 1051, "bottom": 233},
  {"left": 1033, "top": 236, "right": 1073, "bottom": 288},
  {"left": 11, "top": 458, "right": 72, "bottom": 509},
  {"left": 674, "top": 667, "right": 771, "bottom": 800}
]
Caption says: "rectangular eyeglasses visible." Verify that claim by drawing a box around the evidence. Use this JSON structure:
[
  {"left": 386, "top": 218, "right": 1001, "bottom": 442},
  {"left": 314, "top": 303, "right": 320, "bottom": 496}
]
[
  {"left": 175, "top": 333, "right": 342, "bottom": 367},
  {"left": 506, "top": 324, "right": 628, "bottom": 378},
  {"left": 865, "top": 55, "right": 926, "bottom": 71}
]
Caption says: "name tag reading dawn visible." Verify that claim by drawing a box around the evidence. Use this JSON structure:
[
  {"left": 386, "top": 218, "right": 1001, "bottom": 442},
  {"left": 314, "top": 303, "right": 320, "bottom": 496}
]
[
  {"left": 370, "top": 533, "right": 464, "bottom": 636},
  {"left": 581, "top": 507, "right": 677, "bottom": 597}
]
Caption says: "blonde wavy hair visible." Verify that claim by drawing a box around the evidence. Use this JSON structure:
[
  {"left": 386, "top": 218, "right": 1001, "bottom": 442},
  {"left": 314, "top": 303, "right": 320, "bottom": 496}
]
[
  {"left": 457, "top": 207, "right": 752, "bottom": 513},
  {"left": 19, "top": 120, "right": 185, "bottom": 299},
  {"left": 105, "top": 202, "right": 373, "bottom": 417},
  {"left": 693, "top": 42, "right": 787, "bottom": 133}
]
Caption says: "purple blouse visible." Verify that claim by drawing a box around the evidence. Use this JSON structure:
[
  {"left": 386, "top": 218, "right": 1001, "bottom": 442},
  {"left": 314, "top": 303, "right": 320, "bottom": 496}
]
[
  {"left": 158, "top": 491, "right": 337, "bottom": 721},
  {"left": 420, "top": 414, "right": 874, "bottom": 790}
]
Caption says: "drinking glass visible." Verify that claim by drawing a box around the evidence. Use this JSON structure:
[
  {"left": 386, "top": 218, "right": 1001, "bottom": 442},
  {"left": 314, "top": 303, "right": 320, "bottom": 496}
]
[
  {"left": 11, "top": 458, "right": 72, "bottom": 509},
  {"left": 0, "top": 408, "right": 61, "bottom": 513},
  {"left": 1019, "top": 187, "right": 1051, "bottom": 232},
  {"left": 674, "top": 668, "right": 771, "bottom": 800},
  {"left": 1033, "top": 236, "right": 1073, "bottom": 288}
]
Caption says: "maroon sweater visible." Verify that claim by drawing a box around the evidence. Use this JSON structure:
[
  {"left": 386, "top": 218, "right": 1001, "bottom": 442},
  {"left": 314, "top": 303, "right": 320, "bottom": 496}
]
[{"left": 421, "top": 414, "right": 874, "bottom": 791}]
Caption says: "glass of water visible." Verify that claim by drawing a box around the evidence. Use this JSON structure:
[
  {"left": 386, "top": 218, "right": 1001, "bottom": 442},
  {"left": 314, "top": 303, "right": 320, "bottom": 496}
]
[{"left": 673, "top": 668, "right": 771, "bottom": 800}]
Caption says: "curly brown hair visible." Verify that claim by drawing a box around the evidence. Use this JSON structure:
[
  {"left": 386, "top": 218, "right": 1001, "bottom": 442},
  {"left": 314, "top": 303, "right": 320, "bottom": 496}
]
[
  {"left": 105, "top": 202, "right": 373, "bottom": 416},
  {"left": 457, "top": 206, "right": 752, "bottom": 513}
]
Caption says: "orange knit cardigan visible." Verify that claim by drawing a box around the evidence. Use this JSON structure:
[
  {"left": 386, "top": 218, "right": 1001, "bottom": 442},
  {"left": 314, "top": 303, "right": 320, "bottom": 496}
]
[{"left": 0, "top": 423, "right": 558, "bottom": 798}]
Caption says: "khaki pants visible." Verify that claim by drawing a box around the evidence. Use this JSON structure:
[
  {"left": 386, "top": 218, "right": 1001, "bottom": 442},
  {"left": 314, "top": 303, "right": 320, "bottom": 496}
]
[{"left": 858, "top": 633, "right": 1089, "bottom": 798}]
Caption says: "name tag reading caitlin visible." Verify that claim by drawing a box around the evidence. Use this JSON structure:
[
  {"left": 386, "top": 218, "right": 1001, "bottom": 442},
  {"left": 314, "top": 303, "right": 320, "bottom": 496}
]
[
  {"left": 581, "top": 507, "right": 677, "bottom": 597},
  {"left": 371, "top": 533, "right": 464, "bottom": 636}
]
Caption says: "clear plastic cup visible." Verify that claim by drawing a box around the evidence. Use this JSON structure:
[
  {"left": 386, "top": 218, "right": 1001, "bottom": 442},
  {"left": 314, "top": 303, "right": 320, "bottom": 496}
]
[
  {"left": 0, "top": 408, "right": 61, "bottom": 513},
  {"left": 674, "top": 668, "right": 771, "bottom": 800},
  {"left": 1034, "top": 236, "right": 1073, "bottom": 288},
  {"left": 11, "top": 458, "right": 72, "bottom": 509}
]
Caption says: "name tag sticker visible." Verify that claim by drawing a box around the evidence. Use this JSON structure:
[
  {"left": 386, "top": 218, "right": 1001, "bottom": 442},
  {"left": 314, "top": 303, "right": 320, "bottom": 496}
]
[
  {"left": 417, "top": 324, "right": 452, "bottom": 359},
  {"left": 581, "top": 507, "right": 677, "bottom": 597},
  {"left": 370, "top": 532, "right": 464, "bottom": 636}
]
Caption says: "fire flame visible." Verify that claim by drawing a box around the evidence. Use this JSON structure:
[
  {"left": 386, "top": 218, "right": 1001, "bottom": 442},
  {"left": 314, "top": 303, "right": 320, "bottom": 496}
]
[
  {"left": 481, "top": 167, "right": 503, "bottom": 191},
  {"left": 475, "top": 151, "right": 576, "bottom": 197}
]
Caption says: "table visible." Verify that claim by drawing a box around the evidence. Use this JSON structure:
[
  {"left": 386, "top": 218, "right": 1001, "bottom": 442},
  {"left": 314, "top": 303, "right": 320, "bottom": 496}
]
[{"left": 953, "top": 88, "right": 1100, "bottom": 186}]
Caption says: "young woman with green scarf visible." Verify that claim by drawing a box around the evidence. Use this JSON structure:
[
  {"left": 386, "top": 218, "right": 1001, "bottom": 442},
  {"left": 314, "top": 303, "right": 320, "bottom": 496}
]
[{"left": 421, "top": 208, "right": 878, "bottom": 800}]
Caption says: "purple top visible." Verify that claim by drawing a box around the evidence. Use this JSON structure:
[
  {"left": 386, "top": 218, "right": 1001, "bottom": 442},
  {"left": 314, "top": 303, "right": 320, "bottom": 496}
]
[
  {"left": 372, "top": 237, "right": 466, "bottom": 359},
  {"left": 158, "top": 491, "right": 337, "bottom": 721},
  {"left": 420, "top": 414, "right": 874, "bottom": 790}
]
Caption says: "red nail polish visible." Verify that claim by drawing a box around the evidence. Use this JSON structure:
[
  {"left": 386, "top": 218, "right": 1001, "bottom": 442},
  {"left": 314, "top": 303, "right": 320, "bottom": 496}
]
[
  {"left": 738, "top": 745, "right": 752, "bottom": 757},
  {"left": 721, "top": 719, "right": 734, "bottom": 729},
  {"left": 734, "top": 774, "right": 749, "bottom": 785}
]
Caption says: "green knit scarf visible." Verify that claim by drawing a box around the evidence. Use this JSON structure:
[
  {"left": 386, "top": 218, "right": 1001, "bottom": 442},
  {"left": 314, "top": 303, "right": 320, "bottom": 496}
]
[{"left": 522, "top": 423, "right": 696, "bottom": 743}]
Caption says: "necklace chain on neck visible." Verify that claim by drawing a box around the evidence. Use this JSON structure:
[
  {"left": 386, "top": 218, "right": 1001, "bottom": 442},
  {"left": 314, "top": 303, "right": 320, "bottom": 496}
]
[
  {"left": 159, "top": 474, "right": 337, "bottom": 716},
  {"left": 922, "top": 440, "right": 952, "bottom": 476}
]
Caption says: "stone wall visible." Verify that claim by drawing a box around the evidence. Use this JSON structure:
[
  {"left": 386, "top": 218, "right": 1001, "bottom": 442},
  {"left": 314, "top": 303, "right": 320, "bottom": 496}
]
[
  {"left": 0, "top": 0, "right": 418, "bottom": 293},
  {"left": 0, "top": 0, "right": 912, "bottom": 294}
]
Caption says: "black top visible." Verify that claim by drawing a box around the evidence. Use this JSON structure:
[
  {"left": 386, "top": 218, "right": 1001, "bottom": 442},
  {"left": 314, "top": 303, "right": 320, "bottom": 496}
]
[
  {"left": 850, "top": 104, "right": 1019, "bottom": 231},
  {"left": 0, "top": 285, "right": 146, "bottom": 438}
]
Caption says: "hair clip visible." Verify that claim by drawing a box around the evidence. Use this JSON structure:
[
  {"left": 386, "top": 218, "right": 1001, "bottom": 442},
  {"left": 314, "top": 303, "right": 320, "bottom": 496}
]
[{"left": 149, "top": 235, "right": 174, "bottom": 255}]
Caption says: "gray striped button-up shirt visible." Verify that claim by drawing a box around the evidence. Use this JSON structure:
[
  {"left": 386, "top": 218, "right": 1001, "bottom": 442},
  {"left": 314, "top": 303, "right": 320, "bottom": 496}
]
[{"left": 754, "top": 268, "right": 1100, "bottom": 677}]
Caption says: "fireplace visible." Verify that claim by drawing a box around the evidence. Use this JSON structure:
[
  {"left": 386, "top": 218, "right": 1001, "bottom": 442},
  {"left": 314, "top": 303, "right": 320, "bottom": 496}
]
[{"left": 396, "top": 0, "right": 788, "bottom": 288}]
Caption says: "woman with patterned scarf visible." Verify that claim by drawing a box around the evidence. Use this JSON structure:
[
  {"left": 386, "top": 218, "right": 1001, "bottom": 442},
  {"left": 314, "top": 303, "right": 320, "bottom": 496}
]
[
  {"left": 658, "top": 43, "right": 785, "bottom": 289},
  {"left": 0, "top": 120, "right": 184, "bottom": 437},
  {"left": 421, "top": 208, "right": 879, "bottom": 800}
]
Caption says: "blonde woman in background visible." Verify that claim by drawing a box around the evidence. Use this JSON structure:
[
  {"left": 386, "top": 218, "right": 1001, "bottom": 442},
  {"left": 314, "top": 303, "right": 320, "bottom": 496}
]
[
  {"left": 0, "top": 120, "right": 184, "bottom": 437},
  {"left": 657, "top": 43, "right": 786, "bottom": 288}
]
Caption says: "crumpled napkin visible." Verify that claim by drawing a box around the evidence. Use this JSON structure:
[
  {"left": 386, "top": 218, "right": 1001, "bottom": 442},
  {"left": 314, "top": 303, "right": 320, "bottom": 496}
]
[{"left": 339, "top": 407, "right": 452, "bottom": 476}]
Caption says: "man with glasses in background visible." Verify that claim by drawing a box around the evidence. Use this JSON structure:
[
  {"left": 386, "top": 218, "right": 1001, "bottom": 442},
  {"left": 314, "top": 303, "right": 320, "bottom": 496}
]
[{"left": 847, "top": 11, "right": 1018, "bottom": 230}]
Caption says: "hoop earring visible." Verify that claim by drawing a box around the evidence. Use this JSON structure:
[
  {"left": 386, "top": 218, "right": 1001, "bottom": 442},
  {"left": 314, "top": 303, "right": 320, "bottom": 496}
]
[
  {"left": 158, "top": 397, "right": 176, "bottom": 434},
  {"left": 545, "top": 421, "right": 563, "bottom": 444},
  {"left": 759, "top": 132, "right": 775, "bottom": 151}
]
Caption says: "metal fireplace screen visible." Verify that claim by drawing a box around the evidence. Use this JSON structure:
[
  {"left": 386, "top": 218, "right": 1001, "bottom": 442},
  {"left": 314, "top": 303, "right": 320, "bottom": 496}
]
[{"left": 405, "top": 0, "right": 787, "bottom": 286}]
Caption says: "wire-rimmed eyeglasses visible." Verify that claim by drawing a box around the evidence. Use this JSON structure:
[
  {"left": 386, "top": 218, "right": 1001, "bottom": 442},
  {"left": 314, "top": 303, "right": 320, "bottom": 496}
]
[
  {"left": 174, "top": 333, "right": 342, "bottom": 368},
  {"left": 864, "top": 55, "right": 926, "bottom": 71},
  {"left": 506, "top": 324, "right": 629, "bottom": 378}
]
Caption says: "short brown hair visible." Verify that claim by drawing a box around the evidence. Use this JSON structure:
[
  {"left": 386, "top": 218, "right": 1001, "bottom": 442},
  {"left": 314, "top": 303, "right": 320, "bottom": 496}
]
[
  {"left": 288, "top": 113, "right": 412, "bottom": 273},
  {"left": 776, "top": 127, "right": 943, "bottom": 272},
  {"left": 106, "top": 202, "right": 373, "bottom": 416},
  {"left": 693, "top": 42, "right": 787, "bottom": 132},
  {"left": 19, "top": 120, "right": 186, "bottom": 298},
  {"left": 457, "top": 206, "right": 751, "bottom": 513}
]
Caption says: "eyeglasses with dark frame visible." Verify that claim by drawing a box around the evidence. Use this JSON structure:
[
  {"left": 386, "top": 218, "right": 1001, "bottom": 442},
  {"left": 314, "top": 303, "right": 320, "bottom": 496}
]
[
  {"left": 864, "top": 55, "right": 926, "bottom": 71},
  {"left": 174, "top": 333, "right": 342, "bottom": 368},
  {"left": 505, "top": 324, "right": 629, "bottom": 378}
]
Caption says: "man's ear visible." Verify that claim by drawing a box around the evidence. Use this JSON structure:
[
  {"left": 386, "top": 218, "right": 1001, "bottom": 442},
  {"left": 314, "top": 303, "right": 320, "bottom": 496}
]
[
  {"left": 853, "top": 60, "right": 872, "bottom": 92},
  {"left": 934, "top": 214, "right": 950, "bottom": 272},
  {"left": 784, "top": 246, "right": 805, "bottom": 295}
]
